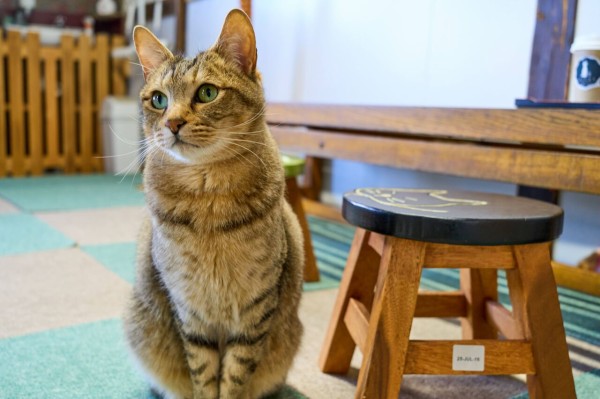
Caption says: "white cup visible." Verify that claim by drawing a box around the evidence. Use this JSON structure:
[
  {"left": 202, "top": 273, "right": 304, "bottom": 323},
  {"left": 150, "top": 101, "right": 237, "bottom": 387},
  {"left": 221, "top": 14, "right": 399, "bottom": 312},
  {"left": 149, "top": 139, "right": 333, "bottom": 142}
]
[{"left": 568, "top": 36, "right": 600, "bottom": 102}]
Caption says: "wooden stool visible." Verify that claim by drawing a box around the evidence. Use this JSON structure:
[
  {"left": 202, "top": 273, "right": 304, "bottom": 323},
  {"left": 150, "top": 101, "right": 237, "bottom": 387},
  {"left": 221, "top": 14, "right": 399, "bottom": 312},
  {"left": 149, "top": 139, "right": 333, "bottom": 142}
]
[
  {"left": 283, "top": 154, "right": 319, "bottom": 282},
  {"left": 319, "top": 188, "right": 576, "bottom": 399}
]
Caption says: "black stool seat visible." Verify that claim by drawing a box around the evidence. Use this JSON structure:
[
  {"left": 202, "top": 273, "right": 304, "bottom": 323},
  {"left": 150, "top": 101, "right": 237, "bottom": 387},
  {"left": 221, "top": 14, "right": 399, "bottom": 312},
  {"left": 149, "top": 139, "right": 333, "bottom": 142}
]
[{"left": 343, "top": 188, "right": 563, "bottom": 245}]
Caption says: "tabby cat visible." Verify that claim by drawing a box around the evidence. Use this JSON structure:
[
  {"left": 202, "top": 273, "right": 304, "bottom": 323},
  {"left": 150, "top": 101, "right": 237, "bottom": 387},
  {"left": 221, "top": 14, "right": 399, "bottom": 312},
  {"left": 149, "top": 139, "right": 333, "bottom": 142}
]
[{"left": 123, "top": 10, "right": 304, "bottom": 399}]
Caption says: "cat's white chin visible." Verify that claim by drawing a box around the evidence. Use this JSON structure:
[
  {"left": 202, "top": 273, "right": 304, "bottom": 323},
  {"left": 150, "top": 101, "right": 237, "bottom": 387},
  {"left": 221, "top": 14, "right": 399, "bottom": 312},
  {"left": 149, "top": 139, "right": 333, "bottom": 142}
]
[{"left": 165, "top": 146, "right": 194, "bottom": 164}]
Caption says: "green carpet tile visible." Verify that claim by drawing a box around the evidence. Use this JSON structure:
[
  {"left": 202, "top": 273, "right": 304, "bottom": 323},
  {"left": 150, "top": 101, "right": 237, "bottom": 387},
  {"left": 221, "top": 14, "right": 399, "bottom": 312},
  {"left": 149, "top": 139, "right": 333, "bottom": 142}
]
[
  {"left": 0, "top": 174, "right": 144, "bottom": 212},
  {"left": 83, "top": 243, "right": 138, "bottom": 284},
  {"left": 0, "top": 318, "right": 306, "bottom": 399},
  {"left": 512, "top": 368, "right": 600, "bottom": 399},
  {"left": 0, "top": 213, "right": 74, "bottom": 256}
]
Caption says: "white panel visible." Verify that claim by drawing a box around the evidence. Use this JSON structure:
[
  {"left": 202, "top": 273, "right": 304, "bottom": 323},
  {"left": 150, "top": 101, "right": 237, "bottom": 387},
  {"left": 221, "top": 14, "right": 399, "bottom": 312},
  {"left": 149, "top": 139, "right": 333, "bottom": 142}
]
[
  {"left": 427, "top": 0, "right": 536, "bottom": 108},
  {"left": 185, "top": 0, "right": 239, "bottom": 55}
]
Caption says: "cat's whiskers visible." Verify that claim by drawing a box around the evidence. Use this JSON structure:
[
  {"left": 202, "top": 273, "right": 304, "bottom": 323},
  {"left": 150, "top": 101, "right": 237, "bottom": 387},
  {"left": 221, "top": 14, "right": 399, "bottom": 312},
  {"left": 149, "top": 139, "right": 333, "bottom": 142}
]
[
  {"left": 218, "top": 136, "right": 269, "bottom": 147},
  {"left": 224, "top": 140, "right": 266, "bottom": 168},
  {"left": 106, "top": 123, "right": 142, "bottom": 146},
  {"left": 117, "top": 138, "right": 159, "bottom": 183},
  {"left": 218, "top": 141, "right": 256, "bottom": 168}
]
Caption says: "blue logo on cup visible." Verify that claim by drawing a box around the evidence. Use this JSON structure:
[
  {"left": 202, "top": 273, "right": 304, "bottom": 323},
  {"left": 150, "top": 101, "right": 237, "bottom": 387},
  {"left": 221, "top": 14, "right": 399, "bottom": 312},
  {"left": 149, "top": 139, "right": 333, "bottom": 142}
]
[{"left": 576, "top": 57, "right": 600, "bottom": 89}]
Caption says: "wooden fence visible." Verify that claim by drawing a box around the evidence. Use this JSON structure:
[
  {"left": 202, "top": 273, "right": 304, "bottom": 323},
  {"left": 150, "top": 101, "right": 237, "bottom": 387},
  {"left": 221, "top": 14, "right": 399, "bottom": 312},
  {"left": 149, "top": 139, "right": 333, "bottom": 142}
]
[{"left": 0, "top": 30, "right": 129, "bottom": 176}]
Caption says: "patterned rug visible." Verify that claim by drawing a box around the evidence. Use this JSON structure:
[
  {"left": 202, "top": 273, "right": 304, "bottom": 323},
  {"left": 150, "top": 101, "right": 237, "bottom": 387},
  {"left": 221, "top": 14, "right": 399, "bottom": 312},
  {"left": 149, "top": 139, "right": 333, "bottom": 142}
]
[{"left": 0, "top": 174, "right": 598, "bottom": 398}]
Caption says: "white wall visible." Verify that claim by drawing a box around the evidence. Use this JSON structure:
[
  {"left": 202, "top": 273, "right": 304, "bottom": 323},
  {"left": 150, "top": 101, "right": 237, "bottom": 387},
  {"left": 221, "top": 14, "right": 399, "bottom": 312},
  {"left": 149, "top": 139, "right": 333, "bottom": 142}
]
[{"left": 186, "top": 0, "right": 600, "bottom": 265}]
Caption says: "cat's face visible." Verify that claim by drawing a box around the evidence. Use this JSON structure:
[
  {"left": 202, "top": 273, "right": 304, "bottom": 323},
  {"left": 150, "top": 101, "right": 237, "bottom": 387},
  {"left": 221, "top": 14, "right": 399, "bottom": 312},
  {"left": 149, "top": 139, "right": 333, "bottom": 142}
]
[{"left": 134, "top": 10, "right": 264, "bottom": 165}]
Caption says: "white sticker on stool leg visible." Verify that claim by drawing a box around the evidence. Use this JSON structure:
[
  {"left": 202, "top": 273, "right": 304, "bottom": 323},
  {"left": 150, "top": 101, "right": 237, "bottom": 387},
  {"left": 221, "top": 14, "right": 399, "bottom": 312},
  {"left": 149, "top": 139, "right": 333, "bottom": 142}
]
[{"left": 452, "top": 345, "right": 485, "bottom": 371}]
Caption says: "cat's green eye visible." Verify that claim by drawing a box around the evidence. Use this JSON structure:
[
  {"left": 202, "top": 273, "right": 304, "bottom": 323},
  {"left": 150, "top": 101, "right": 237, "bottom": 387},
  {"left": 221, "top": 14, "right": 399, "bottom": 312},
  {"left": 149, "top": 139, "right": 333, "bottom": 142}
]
[
  {"left": 197, "top": 84, "right": 219, "bottom": 103},
  {"left": 151, "top": 92, "right": 168, "bottom": 109}
]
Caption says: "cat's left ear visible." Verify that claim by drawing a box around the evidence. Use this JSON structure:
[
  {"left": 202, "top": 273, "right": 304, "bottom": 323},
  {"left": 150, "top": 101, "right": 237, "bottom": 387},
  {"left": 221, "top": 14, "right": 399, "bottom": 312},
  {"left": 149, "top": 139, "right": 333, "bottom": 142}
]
[
  {"left": 133, "top": 26, "right": 173, "bottom": 80},
  {"left": 215, "top": 9, "right": 257, "bottom": 76}
]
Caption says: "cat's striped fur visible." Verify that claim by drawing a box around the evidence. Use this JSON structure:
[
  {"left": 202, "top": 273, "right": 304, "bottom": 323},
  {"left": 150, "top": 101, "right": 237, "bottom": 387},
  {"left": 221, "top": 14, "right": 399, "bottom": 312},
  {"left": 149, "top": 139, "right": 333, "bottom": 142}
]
[{"left": 123, "top": 10, "right": 304, "bottom": 399}]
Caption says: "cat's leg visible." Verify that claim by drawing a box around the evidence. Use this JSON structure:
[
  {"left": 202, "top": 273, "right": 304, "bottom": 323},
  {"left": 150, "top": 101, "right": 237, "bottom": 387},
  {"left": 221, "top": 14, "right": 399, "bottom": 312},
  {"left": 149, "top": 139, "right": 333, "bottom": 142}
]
[
  {"left": 176, "top": 321, "right": 221, "bottom": 399},
  {"left": 124, "top": 279, "right": 193, "bottom": 399},
  {"left": 243, "top": 314, "right": 303, "bottom": 399},
  {"left": 123, "top": 218, "right": 193, "bottom": 399},
  {"left": 219, "top": 297, "right": 303, "bottom": 398}
]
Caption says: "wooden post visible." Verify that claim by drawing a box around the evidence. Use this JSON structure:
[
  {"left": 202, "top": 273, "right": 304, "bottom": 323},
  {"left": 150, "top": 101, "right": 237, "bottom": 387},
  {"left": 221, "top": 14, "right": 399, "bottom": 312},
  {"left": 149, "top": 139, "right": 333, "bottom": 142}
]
[
  {"left": 95, "top": 34, "right": 110, "bottom": 172},
  {"left": 0, "top": 29, "right": 7, "bottom": 176},
  {"left": 527, "top": 0, "right": 578, "bottom": 101},
  {"left": 26, "top": 33, "right": 43, "bottom": 175},
  {"left": 60, "top": 35, "right": 77, "bottom": 173},
  {"left": 44, "top": 52, "right": 59, "bottom": 169},
  {"left": 8, "top": 31, "right": 25, "bottom": 176},
  {"left": 79, "top": 35, "right": 93, "bottom": 172},
  {"left": 286, "top": 177, "right": 320, "bottom": 282}
]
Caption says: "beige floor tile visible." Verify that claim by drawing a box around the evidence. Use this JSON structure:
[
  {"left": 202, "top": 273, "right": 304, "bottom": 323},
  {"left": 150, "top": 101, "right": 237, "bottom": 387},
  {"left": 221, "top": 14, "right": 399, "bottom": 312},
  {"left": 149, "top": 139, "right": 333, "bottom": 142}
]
[
  {"left": 0, "top": 197, "right": 18, "bottom": 214},
  {"left": 35, "top": 206, "right": 146, "bottom": 245},
  {"left": 0, "top": 248, "right": 131, "bottom": 339}
]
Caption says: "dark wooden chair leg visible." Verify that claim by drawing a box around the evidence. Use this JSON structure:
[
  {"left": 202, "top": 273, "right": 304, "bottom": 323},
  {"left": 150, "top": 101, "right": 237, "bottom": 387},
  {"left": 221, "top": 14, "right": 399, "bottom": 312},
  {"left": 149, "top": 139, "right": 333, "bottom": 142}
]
[
  {"left": 355, "top": 238, "right": 426, "bottom": 399},
  {"left": 319, "top": 228, "right": 381, "bottom": 373}
]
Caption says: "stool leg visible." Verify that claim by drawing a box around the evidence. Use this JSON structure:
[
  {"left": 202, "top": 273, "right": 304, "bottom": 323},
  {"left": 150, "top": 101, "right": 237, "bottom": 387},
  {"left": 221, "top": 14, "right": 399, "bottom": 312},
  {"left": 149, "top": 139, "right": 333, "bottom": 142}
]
[
  {"left": 507, "top": 243, "right": 576, "bottom": 399},
  {"left": 285, "top": 177, "right": 320, "bottom": 282},
  {"left": 356, "top": 237, "right": 426, "bottom": 399},
  {"left": 460, "top": 268, "right": 498, "bottom": 339},
  {"left": 319, "top": 229, "right": 381, "bottom": 373}
]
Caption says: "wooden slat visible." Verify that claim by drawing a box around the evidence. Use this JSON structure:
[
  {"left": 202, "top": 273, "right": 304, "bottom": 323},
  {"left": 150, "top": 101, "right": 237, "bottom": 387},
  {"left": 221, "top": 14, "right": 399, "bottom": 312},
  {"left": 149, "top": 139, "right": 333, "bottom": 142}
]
[
  {"left": 343, "top": 298, "right": 369, "bottom": 354},
  {"left": 95, "top": 34, "right": 110, "bottom": 171},
  {"left": 44, "top": 53, "right": 59, "bottom": 167},
  {"left": 0, "top": 29, "right": 6, "bottom": 176},
  {"left": 7, "top": 30, "right": 25, "bottom": 176},
  {"left": 270, "top": 126, "right": 600, "bottom": 195},
  {"left": 111, "top": 36, "right": 127, "bottom": 96},
  {"left": 267, "top": 103, "right": 600, "bottom": 149},
  {"left": 26, "top": 33, "right": 43, "bottom": 175},
  {"left": 404, "top": 340, "right": 535, "bottom": 375},
  {"left": 552, "top": 261, "right": 600, "bottom": 296},
  {"left": 425, "top": 244, "right": 515, "bottom": 269},
  {"left": 79, "top": 35, "right": 93, "bottom": 172},
  {"left": 301, "top": 198, "right": 346, "bottom": 224},
  {"left": 60, "top": 35, "right": 76, "bottom": 173},
  {"left": 485, "top": 300, "right": 523, "bottom": 340},
  {"left": 414, "top": 291, "right": 467, "bottom": 318}
]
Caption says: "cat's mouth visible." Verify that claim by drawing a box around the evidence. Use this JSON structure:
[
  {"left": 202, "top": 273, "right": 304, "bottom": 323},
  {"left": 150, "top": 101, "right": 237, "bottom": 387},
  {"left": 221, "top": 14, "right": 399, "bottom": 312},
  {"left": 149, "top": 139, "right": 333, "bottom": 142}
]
[{"left": 171, "top": 136, "right": 199, "bottom": 149}]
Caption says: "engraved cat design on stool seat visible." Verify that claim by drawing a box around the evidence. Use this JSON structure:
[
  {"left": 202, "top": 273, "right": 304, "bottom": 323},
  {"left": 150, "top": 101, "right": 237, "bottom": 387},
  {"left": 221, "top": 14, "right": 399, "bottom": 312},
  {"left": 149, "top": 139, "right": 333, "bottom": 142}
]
[{"left": 122, "top": 10, "right": 304, "bottom": 399}]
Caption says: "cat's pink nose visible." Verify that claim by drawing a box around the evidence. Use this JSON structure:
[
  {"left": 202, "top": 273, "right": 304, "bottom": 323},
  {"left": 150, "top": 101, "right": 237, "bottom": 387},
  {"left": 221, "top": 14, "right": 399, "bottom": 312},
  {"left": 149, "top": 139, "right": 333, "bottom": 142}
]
[{"left": 165, "top": 118, "right": 186, "bottom": 134}]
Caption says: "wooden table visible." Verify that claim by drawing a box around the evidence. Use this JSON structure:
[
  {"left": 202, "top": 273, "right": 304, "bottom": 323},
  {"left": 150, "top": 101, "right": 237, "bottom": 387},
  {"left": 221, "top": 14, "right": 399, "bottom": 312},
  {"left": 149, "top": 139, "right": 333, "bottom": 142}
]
[{"left": 266, "top": 103, "right": 600, "bottom": 295}]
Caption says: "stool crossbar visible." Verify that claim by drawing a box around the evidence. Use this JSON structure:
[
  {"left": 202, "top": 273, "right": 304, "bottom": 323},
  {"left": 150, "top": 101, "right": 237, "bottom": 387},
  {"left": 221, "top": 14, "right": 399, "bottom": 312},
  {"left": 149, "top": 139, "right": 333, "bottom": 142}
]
[{"left": 319, "top": 188, "right": 576, "bottom": 399}]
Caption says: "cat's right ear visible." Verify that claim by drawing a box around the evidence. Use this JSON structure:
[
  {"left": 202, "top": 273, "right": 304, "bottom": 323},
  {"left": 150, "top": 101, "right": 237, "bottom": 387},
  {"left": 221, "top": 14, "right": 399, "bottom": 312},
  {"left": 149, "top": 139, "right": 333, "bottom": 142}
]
[{"left": 133, "top": 26, "right": 173, "bottom": 80}]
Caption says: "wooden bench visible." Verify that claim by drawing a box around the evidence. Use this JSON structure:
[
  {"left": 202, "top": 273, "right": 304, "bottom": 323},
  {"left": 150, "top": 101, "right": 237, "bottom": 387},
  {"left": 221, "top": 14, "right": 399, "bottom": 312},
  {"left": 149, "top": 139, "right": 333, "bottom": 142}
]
[{"left": 266, "top": 103, "right": 600, "bottom": 295}]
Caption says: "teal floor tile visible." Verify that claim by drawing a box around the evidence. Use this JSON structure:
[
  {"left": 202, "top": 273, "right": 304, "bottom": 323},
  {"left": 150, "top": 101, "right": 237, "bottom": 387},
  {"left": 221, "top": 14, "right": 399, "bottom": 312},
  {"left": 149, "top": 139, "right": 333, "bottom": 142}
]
[
  {"left": 83, "top": 243, "right": 137, "bottom": 284},
  {"left": 0, "top": 174, "right": 144, "bottom": 212},
  {"left": 0, "top": 319, "right": 151, "bottom": 399},
  {"left": 0, "top": 318, "right": 307, "bottom": 399},
  {"left": 0, "top": 214, "right": 74, "bottom": 256}
]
